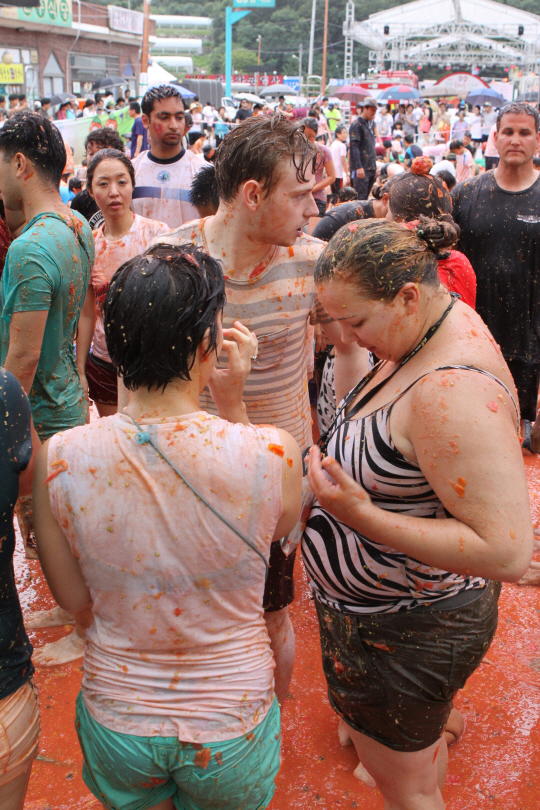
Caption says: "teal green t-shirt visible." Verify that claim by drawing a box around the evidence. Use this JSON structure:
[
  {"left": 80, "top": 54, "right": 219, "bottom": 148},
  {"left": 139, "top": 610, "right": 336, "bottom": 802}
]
[{"left": 0, "top": 211, "right": 94, "bottom": 439}]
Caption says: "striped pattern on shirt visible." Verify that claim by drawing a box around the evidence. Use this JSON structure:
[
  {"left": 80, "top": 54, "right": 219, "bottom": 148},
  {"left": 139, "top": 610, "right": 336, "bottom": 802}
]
[{"left": 152, "top": 220, "right": 324, "bottom": 451}]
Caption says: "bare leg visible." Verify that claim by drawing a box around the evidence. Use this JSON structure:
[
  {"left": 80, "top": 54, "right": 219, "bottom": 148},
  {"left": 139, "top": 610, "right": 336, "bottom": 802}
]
[
  {"left": 33, "top": 622, "right": 86, "bottom": 667},
  {"left": 346, "top": 722, "right": 446, "bottom": 810},
  {"left": 443, "top": 707, "right": 464, "bottom": 746},
  {"left": 264, "top": 607, "right": 295, "bottom": 708},
  {"left": 0, "top": 764, "right": 33, "bottom": 810}
]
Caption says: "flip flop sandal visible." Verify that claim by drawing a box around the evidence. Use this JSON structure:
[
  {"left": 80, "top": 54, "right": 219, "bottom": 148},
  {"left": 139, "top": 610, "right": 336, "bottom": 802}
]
[{"left": 522, "top": 419, "right": 535, "bottom": 453}]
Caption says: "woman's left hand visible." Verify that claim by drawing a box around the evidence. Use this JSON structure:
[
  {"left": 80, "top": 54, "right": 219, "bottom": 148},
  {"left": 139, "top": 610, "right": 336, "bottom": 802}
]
[
  {"left": 307, "top": 445, "right": 373, "bottom": 527},
  {"left": 208, "top": 320, "right": 258, "bottom": 423}
]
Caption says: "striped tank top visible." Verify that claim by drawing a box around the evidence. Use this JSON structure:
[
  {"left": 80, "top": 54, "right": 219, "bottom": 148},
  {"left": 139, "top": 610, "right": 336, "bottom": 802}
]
[
  {"left": 303, "top": 365, "right": 518, "bottom": 615},
  {"left": 153, "top": 219, "right": 324, "bottom": 451}
]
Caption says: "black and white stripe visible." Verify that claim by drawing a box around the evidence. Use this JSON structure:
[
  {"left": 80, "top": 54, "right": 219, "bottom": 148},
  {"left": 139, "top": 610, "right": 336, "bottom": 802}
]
[{"left": 302, "top": 367, "right": 506, "bottom": 614}]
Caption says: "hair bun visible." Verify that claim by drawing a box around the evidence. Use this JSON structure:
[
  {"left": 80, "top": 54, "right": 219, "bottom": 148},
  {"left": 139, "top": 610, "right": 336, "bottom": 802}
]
[
  {"left": 411, "top": 156, "right": 433, "bottom": 176},
  {"left": 414, "top": 215, "right": 460, "bottom": 253}
]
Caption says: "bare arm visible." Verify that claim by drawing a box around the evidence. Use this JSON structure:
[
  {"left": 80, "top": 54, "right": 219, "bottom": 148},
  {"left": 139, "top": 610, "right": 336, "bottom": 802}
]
[
  {"left": 75, "top": 284, "right": 95, "bottom": 399},
  {"left": 4, "top": 310, "right": 48, "bottom": 395},
  {"left": 272, "top": 428, "right": 302, "bottom": 542},
  {"left": 134, "top": 133, "right": 144, "bottom": 158},
  {"left": 333, "top": 343, "right": 370, "bottom": 406},
  {"left": 308, "top": 371, "right": 532, "bottom": 583},
  {"left": 33, "top": 439, "right": 92, "bottom": 614},
  {"left": 312, "top": 158, "right": 336, "bottom": 193}
]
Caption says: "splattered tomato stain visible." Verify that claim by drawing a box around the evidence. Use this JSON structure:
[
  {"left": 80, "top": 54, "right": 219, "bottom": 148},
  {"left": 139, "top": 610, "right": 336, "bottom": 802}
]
[
  {"left": 43, "top": 459, "right": 68, "bottom": 484},
  {"left": 174, "top": 607, "right": 183, "bottom": 616},
  {"left": 194, "top": 748, "right": 211, "bottom": 769},
  {"left": 268, "top": 444, "right": 285, "bottom": 457},
  {"left": 286, "top": 458, "right": 293, "bottom": 467},
  {"left": 486, "top": 401, "right": 498, "bottom": 412},
  {"left": 451, "top": 476, "right": 467, "bottom": 497}
]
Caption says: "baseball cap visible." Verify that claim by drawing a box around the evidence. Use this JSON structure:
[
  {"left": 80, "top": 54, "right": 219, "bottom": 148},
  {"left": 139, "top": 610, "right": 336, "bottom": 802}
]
[
  {"left": 484, "top": 102, "right": 492, "bottom": 107},
  {"left": 364, "top": 98, "right": 378, "bottom": 109}
]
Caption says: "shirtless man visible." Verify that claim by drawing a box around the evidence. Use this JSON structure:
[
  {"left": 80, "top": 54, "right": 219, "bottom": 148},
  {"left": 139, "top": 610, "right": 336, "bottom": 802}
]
[{"left": 151, "top": 114, "right": 322, "bottom": 706}]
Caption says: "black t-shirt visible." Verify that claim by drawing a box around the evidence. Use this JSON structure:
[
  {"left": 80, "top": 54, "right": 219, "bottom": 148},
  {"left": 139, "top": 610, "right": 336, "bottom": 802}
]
[
  {"left": 349, "top": 116, "right": 376, "bottom": 174},
  {"left": 235, "top": 108, "right": 252, "bottom": 122},
  {"left": 0, "top": 369, "right": 33, "bottom": 700},
  {"left": 70, "top": 188, "right": 103, "bottom": 230},
  {"left": 405, "top": 144, "right": 423, "bottom": 159},
  {"left": 452, "top": 171, "right": 540, "bottom": 362},
  {"left": 312, "top": 200, "right": 375, "bottom": 242}
]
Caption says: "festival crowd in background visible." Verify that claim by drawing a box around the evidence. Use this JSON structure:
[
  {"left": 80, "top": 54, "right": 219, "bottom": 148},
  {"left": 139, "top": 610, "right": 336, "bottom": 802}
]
[{"left": 0, "top": 82, "right": 539, "bottom": 810}]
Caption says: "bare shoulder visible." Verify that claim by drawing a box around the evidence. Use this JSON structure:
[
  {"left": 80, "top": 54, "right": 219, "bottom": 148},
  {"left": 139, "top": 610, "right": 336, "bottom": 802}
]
[
  {"left": 275, "top": 428, "right": 302, "bottom": 470},
  {"left": 293, "top": 232, "right": 325, "bottom": 261}
]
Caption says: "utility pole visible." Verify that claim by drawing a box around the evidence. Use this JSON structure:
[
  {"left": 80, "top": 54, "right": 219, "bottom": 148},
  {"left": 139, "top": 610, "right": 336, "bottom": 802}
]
[
  {"left": 321, "top": 0, "right": 329, "bottom": 94},
  {"left": 299, "top": 42, "right": 303, "bottom": 95},
  {"left": 140, "top": 0, "right": 151, "bottom": 97},
  {"left": 308, "top": 0, "right": 316, "bottom": 75},
  {"left": 256, "top": 34, "right": 262, "bottom": 94}
]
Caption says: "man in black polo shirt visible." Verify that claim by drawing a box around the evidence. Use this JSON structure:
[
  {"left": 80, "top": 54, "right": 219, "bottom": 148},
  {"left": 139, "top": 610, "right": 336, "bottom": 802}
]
[
  {"left": 349, "top": 97, "right": 377, "bottom": 199},
  {"left": 234, "top": 98, "right": 252, "bottom": 123}
]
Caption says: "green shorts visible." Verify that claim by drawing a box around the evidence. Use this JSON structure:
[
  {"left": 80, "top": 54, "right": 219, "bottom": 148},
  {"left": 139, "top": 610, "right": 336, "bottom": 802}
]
[{"left": 75, "top": 693, "right": 281, "bottom": 810}]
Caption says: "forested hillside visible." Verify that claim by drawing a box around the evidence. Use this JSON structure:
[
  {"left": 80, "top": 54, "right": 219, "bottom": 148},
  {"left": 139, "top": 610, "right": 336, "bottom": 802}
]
[{"left": 96, "top": 0, "right": 539, "bottom": 77}]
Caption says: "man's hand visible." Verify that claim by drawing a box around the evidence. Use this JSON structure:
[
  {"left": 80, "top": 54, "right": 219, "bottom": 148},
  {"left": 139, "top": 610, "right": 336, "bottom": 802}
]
[{"left": 208, "top": 320, "right": 257, "bottom": 424}]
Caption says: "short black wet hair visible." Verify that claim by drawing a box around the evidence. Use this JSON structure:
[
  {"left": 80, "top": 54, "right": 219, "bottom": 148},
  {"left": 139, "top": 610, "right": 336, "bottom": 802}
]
[
  {"left": 68, "top": 176, "right": 82, "bottom": 192},
  {"left": 141, "top": 84, "right": 185, "bottom": 117},
  {"left": 404, "top": 134, "right": 414, "bottom": 144},
  {"left": 449, "top": 139, "right": 463, "bottom": 151},
  {"left": 497, "top": 101, "right": 540, "bottom": 132},
  {"left": 0, "top": 111, "right": 66, "bottom": 186},
  {"left": 190, "top": 164, "right": 219, "bottom": 212},
  {"left": 103, "top": 244, "right": 225, "bottom": 392},
  {"left": 129, "top": 101, "right": 141, "bottom": 114},
  {"left": 435, "top": 169, "right": 456, "bottom": 190},
  {"left": 84, "top": 127, "right": 125, "bottom": 153}
]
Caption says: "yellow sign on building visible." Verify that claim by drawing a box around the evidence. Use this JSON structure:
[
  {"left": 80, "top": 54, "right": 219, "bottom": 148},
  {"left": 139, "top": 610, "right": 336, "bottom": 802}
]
[{"left": 0, "top": 64, "right": 24, "bottom": 84}]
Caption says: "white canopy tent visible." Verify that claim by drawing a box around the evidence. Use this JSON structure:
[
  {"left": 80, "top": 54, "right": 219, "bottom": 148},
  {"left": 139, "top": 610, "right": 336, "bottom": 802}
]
[{"left": 344, "top": 0, "right": 540, "bottom": 72}]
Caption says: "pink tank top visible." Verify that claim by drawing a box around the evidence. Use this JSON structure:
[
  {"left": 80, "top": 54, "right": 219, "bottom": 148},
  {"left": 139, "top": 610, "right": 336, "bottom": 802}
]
[{"left": 47, "top": 411, "right": 283, "bottom": 742}]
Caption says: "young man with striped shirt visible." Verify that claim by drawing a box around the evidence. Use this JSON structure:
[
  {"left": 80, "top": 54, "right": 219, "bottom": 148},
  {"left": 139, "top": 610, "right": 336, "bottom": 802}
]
[{"left": 151, "top": 115, "right": 323, "bottom": 706}]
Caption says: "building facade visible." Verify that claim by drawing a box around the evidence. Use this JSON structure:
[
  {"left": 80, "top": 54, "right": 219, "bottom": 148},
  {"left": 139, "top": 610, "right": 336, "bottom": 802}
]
[{"left": 0, "top": 1, "right": 154, "bottom": 100}]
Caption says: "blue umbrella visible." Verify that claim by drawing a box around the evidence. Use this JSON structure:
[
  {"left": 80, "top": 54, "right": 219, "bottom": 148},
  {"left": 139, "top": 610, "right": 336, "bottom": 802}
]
[
  {"left": 377, "top": 84, "right": 421, "bottom": 101},
  {"left": 465, "top": 87, "right": 505, "bottom": 107}
]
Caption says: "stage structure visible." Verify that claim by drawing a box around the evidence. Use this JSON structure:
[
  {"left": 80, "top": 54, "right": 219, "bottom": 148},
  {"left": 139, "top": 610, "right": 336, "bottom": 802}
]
[{"left": 343, "top": 0, "right": 540, "bottom": 78}]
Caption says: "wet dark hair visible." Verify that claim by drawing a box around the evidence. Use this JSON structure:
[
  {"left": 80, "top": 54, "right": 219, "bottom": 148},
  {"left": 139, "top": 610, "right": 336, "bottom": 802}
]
[
  {"left": 129, "top": 101, "right": 141, "bottom": 114},
  {"left": 436, "top": 169, "right": 456, "bottom": 191},
  {"left": 141, "top": 85, "right": 185, "bottom": 117},
  {"left": 449, "top": 139, "right": 463, "bottom": 151},
  {"left": 387, "top": 163, "right": 455, "bottom": 224},
  {"left": 0, "top": 111, "right": 66, "bottom": 186},
  {"left": 497, "top": 101, "right": 539, "bottom": 132},
  {"left": 315, "top": 219, "right": 444, "bottom": 301},
  {"left": 190, "top": 164, "right": 219, "bottom": 212},
  {"left": 188, "top": 130, "right": 205, "bottom": 147},
  {"left": 103, "top": 244, "right": 225, "bottom": 391},
  {"left": 336, "top": 186, "right": 358, "bottom": 202},
  {"left": 68, "top": 176, "right": 82, "bottom": 192},
  {"left": 84, "top": 127, "right": 125, "bottom": 153},
  {"left": 303, "top": 117, "right": 319, "bottom": 133},
  {"left": 215, "top": 114, "right": 318, "bottom": 204},
  {"left": 86, "top": 148, "right": 135, "bottom": 192}
]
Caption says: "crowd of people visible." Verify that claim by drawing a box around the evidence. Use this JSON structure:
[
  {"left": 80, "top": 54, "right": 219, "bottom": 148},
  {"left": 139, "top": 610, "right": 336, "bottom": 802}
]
[{"left": 0, "top": 84, "right": 538, "bottom": 810}]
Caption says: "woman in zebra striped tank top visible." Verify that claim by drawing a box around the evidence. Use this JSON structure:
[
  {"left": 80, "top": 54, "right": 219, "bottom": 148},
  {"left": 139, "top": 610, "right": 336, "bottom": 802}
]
[{"left": 303, "top": 219, "right": 533, "bottom": 809}]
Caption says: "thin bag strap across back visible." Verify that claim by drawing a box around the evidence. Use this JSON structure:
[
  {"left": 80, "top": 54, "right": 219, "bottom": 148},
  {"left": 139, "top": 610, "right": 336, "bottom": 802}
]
[{"left": 125, "top": 415, "right": 269, "bottom": 575}]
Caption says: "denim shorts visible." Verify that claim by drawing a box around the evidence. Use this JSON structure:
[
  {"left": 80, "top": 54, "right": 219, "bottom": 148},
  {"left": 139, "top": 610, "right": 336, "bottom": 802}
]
[
  {"left": 75, "top": 693, "right": 280, "bottom": 810},
  {"left": 315, "top": 581, "right": 501, "bottom": 752}
]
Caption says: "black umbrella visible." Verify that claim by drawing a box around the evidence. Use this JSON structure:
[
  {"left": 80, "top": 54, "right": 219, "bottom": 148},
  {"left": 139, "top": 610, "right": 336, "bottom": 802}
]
[
  {"left": 93, "top": 77, "right": 126, "bottom": 90},
  {"left": 49, "top": 93, "right": 76, "bottom": 107}
]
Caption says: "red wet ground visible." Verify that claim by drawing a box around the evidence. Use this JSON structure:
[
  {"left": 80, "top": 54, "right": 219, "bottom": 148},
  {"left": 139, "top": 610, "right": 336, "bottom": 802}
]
[{"left": 20, "top": 456, "right": 540, "bottom": 810}]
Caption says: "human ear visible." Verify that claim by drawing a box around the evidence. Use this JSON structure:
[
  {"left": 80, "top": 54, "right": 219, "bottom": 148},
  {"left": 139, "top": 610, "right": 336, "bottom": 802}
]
[
  {"left": 141, "top": 113, "right": 150, "bottom": 131},
  {"left": 242, "top": 179, "right": 264, "bottom": 211}
]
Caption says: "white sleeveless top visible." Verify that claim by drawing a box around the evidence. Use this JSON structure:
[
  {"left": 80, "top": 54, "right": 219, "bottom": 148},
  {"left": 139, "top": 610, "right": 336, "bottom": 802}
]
[{"left": 47, "top": 411, "right": 283, "bottom": 743}]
